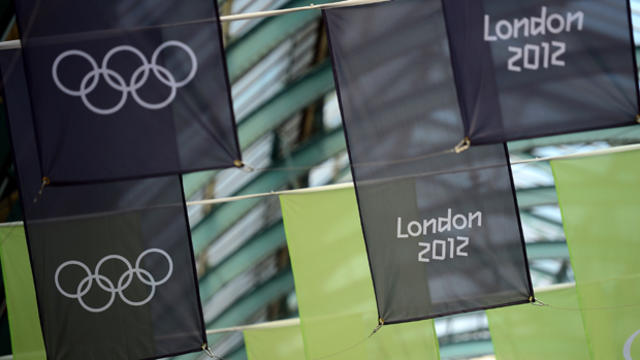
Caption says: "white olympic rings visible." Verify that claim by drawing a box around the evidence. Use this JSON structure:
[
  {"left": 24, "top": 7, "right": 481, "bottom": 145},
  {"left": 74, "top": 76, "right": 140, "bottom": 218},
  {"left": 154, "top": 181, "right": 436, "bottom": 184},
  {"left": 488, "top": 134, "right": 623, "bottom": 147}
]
[
  {"left": 52, "top": 41, "right": 198, "bottom": 115},
  {"left": 54, "top": 248, "right": 173, "bottom": 313},
  {"left": 624, "top": 329, "right": 640, "bottom": 360}
]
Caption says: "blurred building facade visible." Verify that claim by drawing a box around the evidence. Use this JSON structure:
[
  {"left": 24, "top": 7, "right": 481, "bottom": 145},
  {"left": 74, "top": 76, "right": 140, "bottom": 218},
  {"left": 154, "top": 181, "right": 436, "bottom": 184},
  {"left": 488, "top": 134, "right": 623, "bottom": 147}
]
[{"left": 0, "top": 1, "right": 639, "bottom": 359}]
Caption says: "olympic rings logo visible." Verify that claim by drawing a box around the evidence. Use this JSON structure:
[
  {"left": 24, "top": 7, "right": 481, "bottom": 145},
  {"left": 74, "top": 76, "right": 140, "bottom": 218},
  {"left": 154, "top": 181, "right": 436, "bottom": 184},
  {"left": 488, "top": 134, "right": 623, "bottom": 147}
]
[
  {"left": 624, "top": 329, "right": 640, "bottom": 360},
  {"left": 54, "top": 248, "right": 173, "bottom": 313},
  {"left": 52, "top": 41, "right": 198, "bottom": 115}
]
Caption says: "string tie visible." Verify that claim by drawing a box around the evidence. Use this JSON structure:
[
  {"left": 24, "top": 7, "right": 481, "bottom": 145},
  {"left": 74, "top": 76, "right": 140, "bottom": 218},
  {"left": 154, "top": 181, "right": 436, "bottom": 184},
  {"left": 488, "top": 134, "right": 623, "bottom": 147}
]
[
  {"left": 454, "top": 137, "right": 471, "bottom": 154},
  {"left": 33, "top": 177, "right": 50, "bottom": 203},
  {"left": 369, "top": 318, "right": 384, "bottom": 337},
  {"left": 532, "top": 299, "right": 547, "bottom": 307},
  {"left": 234, "top": 160, "right": 255, "bottom": 173},
  {"left": 202, "top": 343, "right": 224, "bottom": 359}
]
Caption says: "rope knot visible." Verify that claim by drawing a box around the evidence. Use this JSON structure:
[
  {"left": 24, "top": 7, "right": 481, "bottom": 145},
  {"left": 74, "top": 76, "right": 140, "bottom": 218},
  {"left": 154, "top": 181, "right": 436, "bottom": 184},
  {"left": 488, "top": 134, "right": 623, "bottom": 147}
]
[{"left": 454, "top": 137, "right": 471, "bottom": 154}]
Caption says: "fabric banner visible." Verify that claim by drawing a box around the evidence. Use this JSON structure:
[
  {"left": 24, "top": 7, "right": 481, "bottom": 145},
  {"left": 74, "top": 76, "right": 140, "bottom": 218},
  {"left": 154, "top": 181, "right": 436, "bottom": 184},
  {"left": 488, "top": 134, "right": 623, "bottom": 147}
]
[
  {"left": 552, "top": 150, "right": 640, "bottom": 360},
  {"left": 243, "top": 323, "right": 305, "bottom": 360},
  {"left": 324, "top": 0, "right": 532, "bottom": 324},
  {"left": 487, "top": 284, "right": 590, "bottom": 360},
  {"left": 280, "top": 187, "right": 441, "bottom": 359},
  {"left": 13, "top": 0, "right": 240, "bottom": 184},
  {"left": 0, "top": 226, "right": 46, "bottom": 360},
  {"left": 445, "top": 0, "right": 638, "bottom": 144},
  {"left": 1, "top": 49, "right": 205, "bottom": 359}
]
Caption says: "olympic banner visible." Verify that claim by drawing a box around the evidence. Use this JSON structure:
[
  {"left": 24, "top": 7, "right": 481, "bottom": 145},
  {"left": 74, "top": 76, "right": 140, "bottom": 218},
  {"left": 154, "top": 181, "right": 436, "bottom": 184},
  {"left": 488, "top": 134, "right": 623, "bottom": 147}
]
[
  {"left": 0, "top": 49, "right": 206, "bottom": 359},
  {"left": 280, "top": 187, "right": 441, "bottom": 359},
  {"left": 243, "top": 323, "right": 305, "bottom": 360},
  {"left": 552, "top": 150, "right": 640, "bottom": 360},
  {"left": 13, "top": 0, "right": 240, "bottom": 184},
  {"left": 324, "top": 0, "right": 533, "bottom": 324},
  {"left": 0, "top": 226, "right": 46, "bottom": 359},
  {"left": 444, "top": 0, "right": 638, "bottom": 144},
  {"left": 487, "top": 284, "right": 590, "bottom": 359}
]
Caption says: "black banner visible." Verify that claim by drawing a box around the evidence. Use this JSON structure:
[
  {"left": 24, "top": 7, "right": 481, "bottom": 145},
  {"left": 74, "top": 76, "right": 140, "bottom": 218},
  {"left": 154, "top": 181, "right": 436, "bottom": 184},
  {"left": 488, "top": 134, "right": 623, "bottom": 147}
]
[
  {"left": 1, "top": 49, "right": 206, "bottom": 359},
  {"left": 13, "top": 0, "right": 240, "bottom": 184},
  {"left": 445, "top": 0, "right": 638, "bottom": 144},
  {"left": 325, "top": 0, "right": 533, "bottom": 323}
]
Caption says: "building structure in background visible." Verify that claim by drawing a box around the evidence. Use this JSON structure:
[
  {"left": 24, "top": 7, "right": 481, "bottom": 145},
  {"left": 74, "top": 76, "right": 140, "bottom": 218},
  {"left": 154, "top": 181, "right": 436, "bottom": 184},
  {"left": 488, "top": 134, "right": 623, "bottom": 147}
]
[{"left": 0, "top": 0, "right": 639, "bottom": 358}]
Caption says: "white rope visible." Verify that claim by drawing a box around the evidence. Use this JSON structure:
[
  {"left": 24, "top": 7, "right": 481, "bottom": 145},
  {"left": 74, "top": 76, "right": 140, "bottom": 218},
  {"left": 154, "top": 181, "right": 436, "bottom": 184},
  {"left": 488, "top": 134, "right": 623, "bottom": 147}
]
[
  {"left": 188, "top": 142, "right": 640, "bottom": 206},
  {"left": 187, "top": 182, "right": 352, "bottom": 206},
  {"left": 0, "top": 221, "right": 22, "bottom": 228},
  {"left": 0, "top": 143, "right": 638, "bottom": 230},
  {"left": 509, "top": 143, "right": 640, "bottom": 165},
  {"left": 220, "top": 0, "right": 388, "bottom": 21},
  {"left": 205, "top": 317, "right": 300, "bottom": 335},
  {"left": 0, "top": 0, "right": 389, "bottom": 50}
]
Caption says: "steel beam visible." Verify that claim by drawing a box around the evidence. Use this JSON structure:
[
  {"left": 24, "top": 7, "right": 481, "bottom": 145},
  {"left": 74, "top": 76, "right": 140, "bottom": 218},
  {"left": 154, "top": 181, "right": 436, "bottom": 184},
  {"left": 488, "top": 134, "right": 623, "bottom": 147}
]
[
  {"left": 182, "top": 60, "right": 334, "bottom": 199},
  {"left": 192, "top": 127, "right": 346, "bottom": 255},
  {"left": 225, "top": 0, "right": 332, "bottom": 82}
]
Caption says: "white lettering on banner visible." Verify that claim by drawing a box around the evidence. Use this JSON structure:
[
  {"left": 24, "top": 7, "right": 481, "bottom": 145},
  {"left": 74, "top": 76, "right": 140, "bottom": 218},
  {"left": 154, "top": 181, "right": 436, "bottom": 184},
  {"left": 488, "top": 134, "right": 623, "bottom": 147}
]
[
  {"left": 484, "top": 6, "right": 584, "bottom": 72},
  {"left": 624, "top": 329, "right": 640, "bottom": 360},
  {"left": 396, "top": 210, "right": 481, "bottom": 238},
  {"left": 54, "top": 248, "right": 173, "bottom": 313},
  {"left": 418, "top": 237, "right": 469, "bottom": 263},
  {"left": 397, "top": 209, "right": 481, "bottom": 263},
  {"left": 52, "top": 41, "right": 198, "bottom": 115}
]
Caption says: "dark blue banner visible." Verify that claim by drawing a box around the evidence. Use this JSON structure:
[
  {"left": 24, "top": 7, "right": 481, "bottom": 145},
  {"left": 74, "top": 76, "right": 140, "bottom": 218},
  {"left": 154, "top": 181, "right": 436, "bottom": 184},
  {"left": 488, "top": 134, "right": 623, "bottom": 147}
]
[
  {"left": 325, "top": 0, "right": 533, "bottom": 324},
  {"left": 444, "top": 0, "right": 638, "bottom": 144},
  {"left": 1, "top": 49, "right": 206, "bottom": 360},
  {"left": 13, "top": 0, "right": 240, "bottom": 184}
]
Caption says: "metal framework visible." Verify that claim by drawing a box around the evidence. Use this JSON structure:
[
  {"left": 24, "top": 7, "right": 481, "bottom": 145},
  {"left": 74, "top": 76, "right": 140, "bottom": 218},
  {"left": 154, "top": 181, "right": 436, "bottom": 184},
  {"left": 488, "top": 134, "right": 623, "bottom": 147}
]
[{"left": 0, "top": 0, "right": 639, "bottom": 359}]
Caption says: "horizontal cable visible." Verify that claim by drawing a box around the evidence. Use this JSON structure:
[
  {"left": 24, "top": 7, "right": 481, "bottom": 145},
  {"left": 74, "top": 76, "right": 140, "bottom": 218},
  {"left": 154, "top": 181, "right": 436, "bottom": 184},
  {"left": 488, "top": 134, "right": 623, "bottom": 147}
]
[
  {"left": 220, "top": 0, "right": 388, "bottom": 21},
  {"left": 205, "top": 317, "right": 300, "bottom": 335},
  {"left": 187, "top": 142, "right": 640, "bottom": 206},
  {"left": 204, "top": 283, "right": 576, "bottom": 335},
  {"left": 0, "top": 142, "right": 639, "bottom": 229},
  {"left": 0, "top": 0, "right": 388, "bottom": 50}
]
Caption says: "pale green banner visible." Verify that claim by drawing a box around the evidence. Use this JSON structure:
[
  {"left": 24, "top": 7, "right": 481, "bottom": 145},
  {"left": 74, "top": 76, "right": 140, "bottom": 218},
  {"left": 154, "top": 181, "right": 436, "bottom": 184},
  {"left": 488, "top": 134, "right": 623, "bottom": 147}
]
[
  {"left": 487, "top": 284, "right": 590, "bottom": 360},
  {"left": 280, "top": 187, "right": 440, "bottom": 360},
  {"left": 552, "top": 149, "right": 640, "bottom": 360},
  {"left": 244, "top": 323, "right": 305, "bottom": 360},
  {"left": 0, "top": 226, "right": 46, "bottom": 360}
]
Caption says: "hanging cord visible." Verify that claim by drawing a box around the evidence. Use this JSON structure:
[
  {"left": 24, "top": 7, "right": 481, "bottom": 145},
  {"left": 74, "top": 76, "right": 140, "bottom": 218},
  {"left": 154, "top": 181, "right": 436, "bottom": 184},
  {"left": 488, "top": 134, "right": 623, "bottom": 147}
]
[
  {"left": 309, "top": 319, "right": 384, "bottom": 359},
  {"left": 0, "top": 142, "right": 637, "bottom": 219},
  {"left": 223, "top": 141, "right": 640, "bottom": 175},
  {"left": 531, "top": 298, "right": 546, "bottom": 307},
  {"left": 530, "top": 297, "right": 640, "bottom": 311},
  {"left": 237, "top": 139, "right": 471, "bottom": 175},
  {"left": 233, "top": 160, "right": 255, "bottom": 173},
  {"left": 32, "top": 176, "right": 50, "bottom": 203},
  {"left": 369, "top": 318, "right": 384, "bottom": 337},
  {"left": 0, "top": 0, "right": 391, "bottom": 52},
  {"left": 543, "top": 301, "right": 640, "bottom": 312},
  {"left": 202, "top": 343, "right": 225, "bottom": 360}
]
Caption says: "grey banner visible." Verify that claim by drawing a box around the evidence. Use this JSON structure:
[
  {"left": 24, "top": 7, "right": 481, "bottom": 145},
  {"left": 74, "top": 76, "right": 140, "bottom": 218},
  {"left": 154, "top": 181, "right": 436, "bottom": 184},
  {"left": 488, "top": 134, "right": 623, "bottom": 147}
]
[
  {"left": 1, "top": 49, "right": 205, "bottom": 360},
  {"left": 13, "top": 0, "right": 240, "bottom": 184},
  {"left": 325, "top": 0, "right": 533, "bottom": 323},
  {"left": 445, "top": 0, "right": 638, "bottom": 144}
]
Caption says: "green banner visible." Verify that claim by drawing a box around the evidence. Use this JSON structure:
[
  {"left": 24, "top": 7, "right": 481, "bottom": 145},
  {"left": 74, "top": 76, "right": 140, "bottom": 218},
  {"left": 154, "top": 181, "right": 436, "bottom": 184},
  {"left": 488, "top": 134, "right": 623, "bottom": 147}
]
[
  {"left": 244, "top": 322, "right": 305, "bottom": 360},
  {"left": 487, "top": 284, "right": 590, "bottom": 360},
  {"left": 552, "top": 150, "right": 640, "bottom": 359},
  {"left": 280, "top": 186, "right": 440, "bottom": 360},
  {"left": 0, "top": 226, "right": 46, "bottom": 360}
]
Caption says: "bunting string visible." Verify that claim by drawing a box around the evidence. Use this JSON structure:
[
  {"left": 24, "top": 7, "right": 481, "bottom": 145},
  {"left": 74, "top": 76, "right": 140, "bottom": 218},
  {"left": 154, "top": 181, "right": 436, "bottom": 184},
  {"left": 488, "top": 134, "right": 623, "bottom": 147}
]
[
  {"left": 0, "top": 0, "right": 390, "bottom": 51},
  {"left": 0, "top": 142, "right": 639, "bottom": 228}
]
